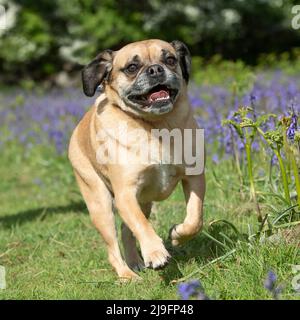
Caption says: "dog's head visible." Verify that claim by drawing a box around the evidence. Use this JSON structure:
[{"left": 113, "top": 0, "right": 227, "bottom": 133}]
[{"left": 82, "top": 39, "right": 191, "bottom": 118}]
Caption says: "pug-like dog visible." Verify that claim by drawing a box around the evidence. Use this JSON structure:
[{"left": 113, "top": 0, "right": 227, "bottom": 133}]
[{"left": 68, "top": 39, "right": 205, "bottom": 279}]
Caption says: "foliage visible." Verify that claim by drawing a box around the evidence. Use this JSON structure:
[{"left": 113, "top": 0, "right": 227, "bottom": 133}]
[{"left": 0, "top": 0, "right": 300, "bottom": 82}]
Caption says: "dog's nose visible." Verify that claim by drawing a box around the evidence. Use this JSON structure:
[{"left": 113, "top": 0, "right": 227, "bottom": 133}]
[{"left": 147, "top": 64, "right": 165, "bottom": 77}]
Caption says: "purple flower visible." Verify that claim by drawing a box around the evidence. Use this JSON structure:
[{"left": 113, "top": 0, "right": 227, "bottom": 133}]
[
  {"left": 178, "top": 279, "right": 210, "bottom": 300},
  {"left": 264, "top": 270, "right": 282, "bottom": 299},
  {"left": 252, "top": 140, "right": 260, "bottom": 152},
  {"left": 264, "top": 270, "right": 277, "bottom": 291},
  {"left": 287, "top": 113, "right": 298, "bottom": 141},
  {"left": 0, "top": 70, "right": 299, "bottom": 157},
  {"left": 212, "top": 154, "right": 219, "bottom": 164},
  {"left": 178, "top": 280, "right": 201, "bottom": 300},
  {"left": 250, "top": 93, "right": 256, "bottom": 104},
  {"left": 271, "top": 154, "right": 278, "bottom": 166}
]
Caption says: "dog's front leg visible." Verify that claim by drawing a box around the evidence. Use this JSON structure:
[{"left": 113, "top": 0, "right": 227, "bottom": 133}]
[
  {"left": 121, "top": 202, "right": 152, "bottom": 271},
  {"left": 115, "top": 191, "right": 170, "bottom": 269},
  {"left": 170, "top": 173, "right": 205, "bottom": 246},
  {"left": 73, "top": 171, "right": 140, "bottom": 280}
]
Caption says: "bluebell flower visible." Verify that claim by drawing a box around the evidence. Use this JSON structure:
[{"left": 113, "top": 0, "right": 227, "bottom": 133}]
[
  {"left": 264, "top": 270, "right": 277, "bottom": 291},
  {"left": 0, "top": 71, "right": 299, "bottom": 156},
  {"left": 178, "top": 279, "right": 210, "bottom": 300},
  {"left": 286, "top": 113, "right": 297, "bottom": 141},
  {"left": 250, "top": 93, "right": 256, "bottom": 104},
  {"left": 271, "top": 154, "right": 278, "bottom": 166},
  {"left": 212, "top": 154, "right": 219, "bottom": 164},
  {"left": 264, "top": 270, "right": 282, "bottom": 299},
  {"left": 178, "top": 280, "right": 201, "bottom": 300}
]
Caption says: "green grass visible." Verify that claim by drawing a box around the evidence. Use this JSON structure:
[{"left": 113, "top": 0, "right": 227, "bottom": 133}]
[{"left": 0, "top": 145, "right": 299, "bottom": 300}]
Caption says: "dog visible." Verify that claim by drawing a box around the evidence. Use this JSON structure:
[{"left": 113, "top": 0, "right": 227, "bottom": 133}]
[{"left": 68, "top": 39, "right": 205, "bottom": 279}]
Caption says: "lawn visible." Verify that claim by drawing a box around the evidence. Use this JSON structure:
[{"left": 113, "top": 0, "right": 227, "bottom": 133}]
[{"left": 0, "top": 62, "right": 299, "bottom": 300}]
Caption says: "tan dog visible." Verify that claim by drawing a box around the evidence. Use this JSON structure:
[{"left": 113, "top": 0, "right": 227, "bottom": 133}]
[{"left": 68, "top": 39, "right": 205, "bottom": 279}]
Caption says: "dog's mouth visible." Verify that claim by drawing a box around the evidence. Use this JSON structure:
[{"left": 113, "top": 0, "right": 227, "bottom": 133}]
[{"left": 128, "top": 84, "right": 178, "bottom": 109}]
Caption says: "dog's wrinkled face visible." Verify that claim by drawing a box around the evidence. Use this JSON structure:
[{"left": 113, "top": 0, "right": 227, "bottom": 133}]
[{"left": 82, "top": 40, "right": 191, "bottom": 118}]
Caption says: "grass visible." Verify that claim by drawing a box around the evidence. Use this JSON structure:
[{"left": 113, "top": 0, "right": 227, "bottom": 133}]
[{"left": 0, "top": 145, "right": 299, "bottom": 300}]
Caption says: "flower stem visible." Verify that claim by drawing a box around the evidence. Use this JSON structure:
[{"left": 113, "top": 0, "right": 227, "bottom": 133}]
[
  {"left": 274, "top": 147, "right": 291, "bottom": 206},
  {"left": 245, "top": 136, "right": 262, "bottom": 222},
  {"left": 257, "top": 127, "right": 291, "bottom": 206},
  {"left": 290, "top": 153, "right": 300, "bottom": 208},
  {"left": 282, "top": 126, "right": 292, "bottom": 185},
  {"left": 231, "top": 129, "right": 244, "bottom": 187}
]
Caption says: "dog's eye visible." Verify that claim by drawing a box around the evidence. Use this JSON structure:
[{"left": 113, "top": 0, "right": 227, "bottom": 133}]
[
  {"left": 126, "top": 64, "right": 139, "bottom": 73},
  {"left": 166, "top": 56, "right": 177, "bottom": 66}
]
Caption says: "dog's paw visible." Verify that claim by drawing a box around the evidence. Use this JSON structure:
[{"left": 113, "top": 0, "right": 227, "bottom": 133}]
[
  {"left": 169, "top": 223, "right": 200, "bottom": 246},
  {"left": 117, "top": 266, "right": 142, "bottom": 281},
  {"left": 141, "top": 240, "right": 171, "bottom": 270}
]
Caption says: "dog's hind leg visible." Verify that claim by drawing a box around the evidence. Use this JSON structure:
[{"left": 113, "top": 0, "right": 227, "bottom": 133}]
[
  {"left": 74, "top": 170, "right": 140, "bottom": 280},
  {"left": 121, "top": 202, "right": 152, "bottom": 271}
]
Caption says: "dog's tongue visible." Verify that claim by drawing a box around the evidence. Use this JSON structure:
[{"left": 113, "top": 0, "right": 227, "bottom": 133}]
[{"left": 149, "top": 90, "right": 169, "bottom": 102}]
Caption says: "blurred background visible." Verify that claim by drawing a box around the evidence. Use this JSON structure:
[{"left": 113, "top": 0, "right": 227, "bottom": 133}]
[{"left": 0, "top": 0, "right": 300, "bottom": 85}]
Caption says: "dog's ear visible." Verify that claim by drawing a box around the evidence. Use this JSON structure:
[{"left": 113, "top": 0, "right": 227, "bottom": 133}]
[
  {"left": 82, "top": 49, "right": 114, "bottom": 97},
  {"left": 170, "top": 40, "right": 191, "bottom": 83}
]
